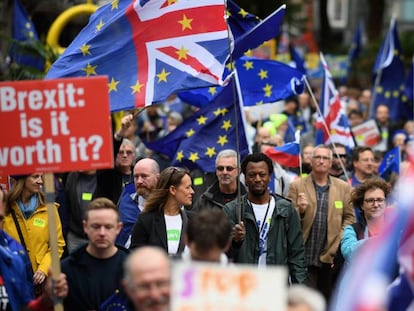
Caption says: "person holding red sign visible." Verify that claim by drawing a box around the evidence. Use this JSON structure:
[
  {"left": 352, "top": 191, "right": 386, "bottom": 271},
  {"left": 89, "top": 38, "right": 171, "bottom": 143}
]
[{"left": 3, "top": 173, "right": 65, "bottom": 295}]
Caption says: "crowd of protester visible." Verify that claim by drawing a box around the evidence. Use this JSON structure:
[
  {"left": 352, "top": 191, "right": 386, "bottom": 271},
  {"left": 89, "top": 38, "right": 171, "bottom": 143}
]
[{"left": 1, "top": 87, "right": 412, "bottom": 311}]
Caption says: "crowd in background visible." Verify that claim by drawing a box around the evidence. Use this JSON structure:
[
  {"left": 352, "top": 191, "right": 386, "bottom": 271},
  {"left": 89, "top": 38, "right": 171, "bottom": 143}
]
[{"left": 1, "top": 85, "right": 412, "bottom": 311}]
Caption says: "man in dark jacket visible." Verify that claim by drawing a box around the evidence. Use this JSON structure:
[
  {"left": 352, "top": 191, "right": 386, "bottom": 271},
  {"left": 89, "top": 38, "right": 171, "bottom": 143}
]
[
  {"left": 61, "top": 197, "right": 129, "bottom": 310},
  {"left": 223, "top": 153, "right": 306, "bottom": 284},
  {"left": 193, "top": 149, "right": 246, "bottom": 211}
]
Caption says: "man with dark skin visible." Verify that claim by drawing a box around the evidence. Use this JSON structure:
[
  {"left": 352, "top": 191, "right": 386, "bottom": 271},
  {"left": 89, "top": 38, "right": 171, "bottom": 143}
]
[{"left": 223, "top": 153, "right": 306, "bottom": 283}]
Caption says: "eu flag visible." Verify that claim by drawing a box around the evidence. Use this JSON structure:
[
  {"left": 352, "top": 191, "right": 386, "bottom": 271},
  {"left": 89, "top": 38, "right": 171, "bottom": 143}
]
[
  {"left": 99, "top": 290, "right": 129, "bottom": 311},
  {"left": 226, "top": 0, "right": 260, "bottom": 39},
  {"left": 405, "top": 57, "right": 413, "bottom": 102},
  {"left": 144, "top": 79, "right": 249, "bottom": 173},
  {"left": 379, "top": 146, "right": 400, "bottom": 179},
  {"left": 341, "top": 20, "right": 363, "bottom": 84},
  {"left": 46, "top": 0, "right": 231, "bottom": 112},
  {"left": 231, "top": 4, "right": 286, "bottom": 60},
  {"left": 178, "top": 56, "right": 305, "bottom": 107},
  {"left": 9, "top": 0, "right": 45, "bottom": 71},
  {"left": 371, "top": 19, "right": 411, "bottom": 121}
]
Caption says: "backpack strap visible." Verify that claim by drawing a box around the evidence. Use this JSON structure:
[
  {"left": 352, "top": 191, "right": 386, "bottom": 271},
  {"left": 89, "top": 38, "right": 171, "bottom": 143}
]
[{"left": 350, "top": 222, "right": 365, "bottom": 240}]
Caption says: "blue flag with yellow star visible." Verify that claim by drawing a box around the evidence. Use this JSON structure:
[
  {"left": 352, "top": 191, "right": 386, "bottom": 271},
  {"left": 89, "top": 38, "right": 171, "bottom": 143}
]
[
  {"left": 379, "top": 146, "right": 400, "bottom": 179},
  {"left": 99, "top": 290, "right": 129, "bottom": 311},
  {"left": 46, "top": 0, "right": 231, "bottom": 112},
  {"left": 371, "top": 19, "right": 411, "bottom": 121},
  {"left": 144, "top": 79, "right": 249, "bottom": 172},
  {"left": 178, "top": 56, "right": 305, "bottom": 107},
  {"left": 9, "top": 0, "right": 45, "bottom": 71},
  {"left": 406, "top": 57, "right": 413, "bottom": 102},
  {"left": 226, "top": 0, "right": 260, "bottom": 38}
]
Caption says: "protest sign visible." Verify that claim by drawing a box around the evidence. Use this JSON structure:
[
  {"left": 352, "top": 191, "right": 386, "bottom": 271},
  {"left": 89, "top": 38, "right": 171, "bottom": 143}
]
[
  {"left": 351, "top": 119, "right": 382, "bottom": 147},
  {"left": 0, "top": 76, "right": 113, "bottom": 175},
  {"left": 171, "top": 262, "right": 288, "bottom": 311}
]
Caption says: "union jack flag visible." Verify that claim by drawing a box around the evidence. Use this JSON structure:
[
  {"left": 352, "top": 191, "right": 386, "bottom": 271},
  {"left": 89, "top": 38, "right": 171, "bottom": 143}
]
[
  {"left": 46, "top": 0, "right": 230, "bottom": 112},
  {"left": 315, "top": 54, "right": 354, "bottom": 148}
]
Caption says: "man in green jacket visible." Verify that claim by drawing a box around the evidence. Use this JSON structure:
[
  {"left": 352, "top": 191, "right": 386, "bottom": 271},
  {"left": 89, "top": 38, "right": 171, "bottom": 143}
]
[{"left": 223, "top": 153, "right": 306, "bottom": 284}]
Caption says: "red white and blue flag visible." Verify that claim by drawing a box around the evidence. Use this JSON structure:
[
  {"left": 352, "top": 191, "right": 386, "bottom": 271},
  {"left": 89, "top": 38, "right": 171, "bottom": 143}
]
[
  {"left": 46, "top": 0, "right": 231, "bottom": 111},
  {"left": 264, "top": 139, "right": 300, "bottom": 168},
  {"left": 315, "top": 54, "right": 354, "bottom": 148}
]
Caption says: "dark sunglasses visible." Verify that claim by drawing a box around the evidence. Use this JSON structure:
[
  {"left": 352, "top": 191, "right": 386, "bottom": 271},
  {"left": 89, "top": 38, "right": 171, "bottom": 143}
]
[{"left": 216, "top": 166, "right": 236, "bottom": 172}]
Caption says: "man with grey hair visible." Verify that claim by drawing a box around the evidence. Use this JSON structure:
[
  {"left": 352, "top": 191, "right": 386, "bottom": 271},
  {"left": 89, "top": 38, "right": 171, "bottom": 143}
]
[
  {"left": 287, "top": 144, "right": 354, "bottom": 302},
  {"left": 123, "top": 247, "right": 170, "bottom": 311},
  {"left": 117, "top": 158, "right": 160, "bottom": 247},
  {"left": 192, "top": 149, "right": 246, "bottom": 211}
]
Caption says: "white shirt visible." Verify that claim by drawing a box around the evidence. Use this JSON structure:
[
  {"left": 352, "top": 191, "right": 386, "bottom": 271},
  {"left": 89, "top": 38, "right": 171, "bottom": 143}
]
[
  {"left": 251, "top": 196, "right": 275, "bottom": 267},
  {"left": 164, "top": 214, "right": 182, "bottom": 255}
]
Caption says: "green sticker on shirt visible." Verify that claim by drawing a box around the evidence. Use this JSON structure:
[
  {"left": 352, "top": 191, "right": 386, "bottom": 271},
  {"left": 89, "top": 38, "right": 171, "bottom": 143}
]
[
  {"left": 82, "top": 192, "right": 93, "bottom": 201},
  {"left": 167, "top": 229, "right": 180, "bottom": 241},
  {"left": 193, "top": 177, "right": 203, "bottom": 186},
  {"left": 34, "top": 218, "right": 46, "bottom": 227},
  {"left": 334, "top": 201, "right": 343, "bottom": 209}
]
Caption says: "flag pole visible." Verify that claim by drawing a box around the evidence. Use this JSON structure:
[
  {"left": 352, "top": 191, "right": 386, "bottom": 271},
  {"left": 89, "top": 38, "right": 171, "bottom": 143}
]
[
  {"left": 303, "top": 76, "right": 350, "bottom": 181},
  {"left": 225, "top": 7, "right": 242, "bottom": 224}
]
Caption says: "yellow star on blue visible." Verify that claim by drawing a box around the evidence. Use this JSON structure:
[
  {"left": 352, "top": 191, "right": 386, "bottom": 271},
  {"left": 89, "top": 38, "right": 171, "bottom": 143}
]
[
  {"left": 205, "top": 147, "right": 216, "bottom": 158},
  {"left": 188, "top": 152, "right": 199, "bottom": 162}
]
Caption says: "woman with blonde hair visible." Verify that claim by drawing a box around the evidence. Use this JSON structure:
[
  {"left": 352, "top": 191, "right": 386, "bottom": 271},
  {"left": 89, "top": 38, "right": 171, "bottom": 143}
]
[
  {"left": 4, "top": 173, "right": 65, "bottom": 294},
  {"left": 130, "top": 166, "right": 194, "bottom": 256}
]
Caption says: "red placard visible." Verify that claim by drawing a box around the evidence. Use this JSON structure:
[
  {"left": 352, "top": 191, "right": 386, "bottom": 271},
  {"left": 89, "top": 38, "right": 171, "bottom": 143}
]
[{"left": 0, "top": 76, "right": 113, "bottom": 176}]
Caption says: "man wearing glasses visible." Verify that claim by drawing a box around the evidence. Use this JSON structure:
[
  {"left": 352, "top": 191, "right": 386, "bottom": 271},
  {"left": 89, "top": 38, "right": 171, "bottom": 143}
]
[
  {"left": 192, "top": 149, "right": 246, "bottom": 211},
  {"left": 95, "top": 113, "right": 137, "bottom": 204},
  {"left": 287, "top": 144, "right": 354, "bottom": 302},
  {"left": 328, "top": 143, "right": 350, "bottom": 181}
]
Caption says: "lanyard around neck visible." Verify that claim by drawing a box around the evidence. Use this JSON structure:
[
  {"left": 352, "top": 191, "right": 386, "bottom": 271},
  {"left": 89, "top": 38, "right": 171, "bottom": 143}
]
[{"left": 249, "top": 197, "right": 272, "bottom": 234}]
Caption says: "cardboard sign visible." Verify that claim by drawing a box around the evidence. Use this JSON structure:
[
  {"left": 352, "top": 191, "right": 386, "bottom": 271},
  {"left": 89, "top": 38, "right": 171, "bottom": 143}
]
[
  {"left": 351, "top": 119, "right": 382, "bottom": 147},
  {"left": 0, "top": 76, "right": 113, "bottom": 175},
  {"left": 171, "top": 262, "right": 288, "bottom": 311}
]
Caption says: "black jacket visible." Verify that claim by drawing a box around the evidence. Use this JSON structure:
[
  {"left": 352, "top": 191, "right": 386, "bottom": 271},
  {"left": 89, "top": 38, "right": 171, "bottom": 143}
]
[
  {"left": 130, "top": 208, "right": 194, "bottom": 255},
  {"left": 192, "top": 181, "right": 247, "bottom": 211}
]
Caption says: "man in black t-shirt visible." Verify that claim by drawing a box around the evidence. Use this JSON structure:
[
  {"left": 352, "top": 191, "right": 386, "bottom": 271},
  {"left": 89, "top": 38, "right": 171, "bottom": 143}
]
[{"left": 61, "top": 197, "right": 130, "bottom": 310}]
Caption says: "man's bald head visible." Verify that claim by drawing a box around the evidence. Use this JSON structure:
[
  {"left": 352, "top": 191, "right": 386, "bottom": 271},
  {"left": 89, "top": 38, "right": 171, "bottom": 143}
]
[
  {"left": 133, "top": 158, "right": 160, "bottom": 199},
  {"left": 123, "top": 247, "right": 170, "bottom": 311}
]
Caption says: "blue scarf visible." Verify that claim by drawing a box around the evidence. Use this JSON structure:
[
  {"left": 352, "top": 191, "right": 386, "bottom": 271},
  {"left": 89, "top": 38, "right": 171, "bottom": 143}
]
[{"left": 17, "top": 195, "right": 38, "bottom": 219}]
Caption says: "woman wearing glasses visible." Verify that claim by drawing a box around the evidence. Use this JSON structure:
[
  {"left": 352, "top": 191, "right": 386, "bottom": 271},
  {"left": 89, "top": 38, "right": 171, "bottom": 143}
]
[
  {"left": 340, "top": 178, "right": 391, "bottom": 262},
  {"left": 129, "top": 166, "right": 194, "bottom": 256}
]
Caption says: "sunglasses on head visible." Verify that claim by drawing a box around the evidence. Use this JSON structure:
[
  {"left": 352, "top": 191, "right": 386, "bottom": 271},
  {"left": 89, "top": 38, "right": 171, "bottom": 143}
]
[{"left": 216, "top": 166, "right": 236, "bottom": 172}]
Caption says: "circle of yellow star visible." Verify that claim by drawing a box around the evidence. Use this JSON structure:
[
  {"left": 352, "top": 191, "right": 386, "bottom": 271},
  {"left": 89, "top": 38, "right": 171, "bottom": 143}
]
[
  {"left": 82, "top": 63, "right": 97, "bottom": 76},
  {"left": 108, "top": 77, "right": 120, "bottom": 93},
  {"left": 130, "top": 80, "right": 144, "bottom": 94},
  {"left": 156, "top": 69, "right": 171, "bottom": 83},
  {"left": 189, "top": 152, "right": 199, "bottom": 162}
]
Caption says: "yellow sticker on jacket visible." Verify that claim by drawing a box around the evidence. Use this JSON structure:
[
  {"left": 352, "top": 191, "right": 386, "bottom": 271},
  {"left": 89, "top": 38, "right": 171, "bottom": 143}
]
[
  {"left": 193, "top": 177, "right": 203, "bottom": 186},
  {"left": 334, "top": 201, "right": 343, "bottom": 209},
  {"left": 82, "top": 192, "right": 93, "bottom": 201},
  {"left": 34, "top": 218, "right": 46, "bottom": 227}
]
